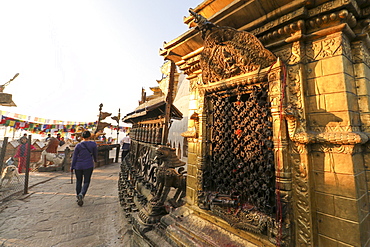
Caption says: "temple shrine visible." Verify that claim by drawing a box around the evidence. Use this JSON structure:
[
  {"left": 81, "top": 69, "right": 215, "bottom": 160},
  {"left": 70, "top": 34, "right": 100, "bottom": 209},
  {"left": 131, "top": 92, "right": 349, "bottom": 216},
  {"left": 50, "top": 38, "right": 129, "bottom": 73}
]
[{"left": 119, "top": 1, "right": 370, "bottom": 246}]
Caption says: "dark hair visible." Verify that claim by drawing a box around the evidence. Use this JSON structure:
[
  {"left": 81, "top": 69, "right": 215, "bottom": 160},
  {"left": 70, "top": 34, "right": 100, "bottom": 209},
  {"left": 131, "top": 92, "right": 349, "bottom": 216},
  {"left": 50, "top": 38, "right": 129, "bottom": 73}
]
[{"left": 82, "top": 131, "right": 91, "bottom": 139}]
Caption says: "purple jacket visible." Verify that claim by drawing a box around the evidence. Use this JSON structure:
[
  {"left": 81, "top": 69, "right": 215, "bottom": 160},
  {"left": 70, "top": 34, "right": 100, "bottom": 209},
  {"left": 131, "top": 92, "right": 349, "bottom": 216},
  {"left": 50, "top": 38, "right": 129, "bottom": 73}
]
[{"left": 71, "top": 141, "right": 97, "bottom": 170}]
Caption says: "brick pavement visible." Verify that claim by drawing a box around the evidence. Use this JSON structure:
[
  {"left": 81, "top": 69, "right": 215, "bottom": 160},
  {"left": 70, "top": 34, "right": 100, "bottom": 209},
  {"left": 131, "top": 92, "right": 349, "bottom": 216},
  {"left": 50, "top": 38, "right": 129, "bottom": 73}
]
[{"left": 0, "top": 163, "right": 132, "bottom": 247}]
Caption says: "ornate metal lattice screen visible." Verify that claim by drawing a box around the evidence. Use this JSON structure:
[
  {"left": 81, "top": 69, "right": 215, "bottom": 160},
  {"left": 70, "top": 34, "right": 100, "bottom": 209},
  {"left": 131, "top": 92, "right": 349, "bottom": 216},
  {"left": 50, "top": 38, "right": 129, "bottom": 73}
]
[{"left": 205, "top": 84, "right": 276, "bottom": 216}]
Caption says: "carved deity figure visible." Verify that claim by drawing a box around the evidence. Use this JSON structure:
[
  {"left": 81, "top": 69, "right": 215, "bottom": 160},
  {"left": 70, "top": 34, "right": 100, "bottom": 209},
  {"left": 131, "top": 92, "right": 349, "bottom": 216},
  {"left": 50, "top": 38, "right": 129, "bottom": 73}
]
[{"left": 189, "top": 9, "right": 277, "bottom": 84}]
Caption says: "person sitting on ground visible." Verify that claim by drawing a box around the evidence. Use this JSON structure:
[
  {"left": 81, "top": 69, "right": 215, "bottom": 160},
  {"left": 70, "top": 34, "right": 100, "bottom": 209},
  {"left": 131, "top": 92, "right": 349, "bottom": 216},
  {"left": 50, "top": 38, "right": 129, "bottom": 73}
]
[
  {"left": 45, "top": 134, "right": 51, "bottom": 142},
  {"left": 71, "top": 131, "right": 97, "bottom": 206},
  {"left": 46, "top": 137, "right": 59, "bottom": 154},
  {"left": 59, "top": 137, "right": 65, "bottom": 146}
]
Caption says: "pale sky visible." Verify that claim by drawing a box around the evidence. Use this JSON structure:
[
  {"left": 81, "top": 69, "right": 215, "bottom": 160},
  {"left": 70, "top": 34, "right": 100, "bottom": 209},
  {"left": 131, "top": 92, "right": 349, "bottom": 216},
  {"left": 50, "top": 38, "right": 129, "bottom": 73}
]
[{"left": 0, "top": 0, "right": 199, "bottom": 124}]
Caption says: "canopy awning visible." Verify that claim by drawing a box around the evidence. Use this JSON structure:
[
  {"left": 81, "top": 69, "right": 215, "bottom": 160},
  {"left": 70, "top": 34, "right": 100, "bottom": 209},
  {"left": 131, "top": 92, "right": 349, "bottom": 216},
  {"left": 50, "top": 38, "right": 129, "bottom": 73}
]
[{"left": 122, "top": 97, "right": 182, "bottom": 124}]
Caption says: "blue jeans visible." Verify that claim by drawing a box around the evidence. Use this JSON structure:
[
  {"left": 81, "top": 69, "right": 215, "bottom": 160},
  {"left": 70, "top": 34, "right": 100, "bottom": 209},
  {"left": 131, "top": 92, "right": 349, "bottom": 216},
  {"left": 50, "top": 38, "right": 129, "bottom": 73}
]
[
  {"left": 75, "top": 167, "right": 93, "bottom": 196},
  {"left": 121, "top": 149, "right": 129, "bottom": 162}
]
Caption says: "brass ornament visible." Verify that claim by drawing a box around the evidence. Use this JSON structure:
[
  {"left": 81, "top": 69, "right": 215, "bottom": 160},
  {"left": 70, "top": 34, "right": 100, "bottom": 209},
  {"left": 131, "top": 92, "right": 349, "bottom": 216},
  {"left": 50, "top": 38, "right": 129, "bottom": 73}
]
[{"left": 189, "top": 10, "right": 276, "bottom": 85}]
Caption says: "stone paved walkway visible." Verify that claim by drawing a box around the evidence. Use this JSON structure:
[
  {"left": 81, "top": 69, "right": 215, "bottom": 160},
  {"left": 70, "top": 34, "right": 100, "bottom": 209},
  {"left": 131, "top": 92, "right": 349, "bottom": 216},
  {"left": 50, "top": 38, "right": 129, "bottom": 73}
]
[{"left": 0, "top": 163, "right": 132, "bottom": 247}]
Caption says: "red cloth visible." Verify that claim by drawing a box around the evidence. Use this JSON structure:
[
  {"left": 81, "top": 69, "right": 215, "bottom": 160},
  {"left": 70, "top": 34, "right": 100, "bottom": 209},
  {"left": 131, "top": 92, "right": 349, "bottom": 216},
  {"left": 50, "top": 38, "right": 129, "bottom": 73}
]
[{"left": 14, "top": 143, "right": 35, "bottom": 173}]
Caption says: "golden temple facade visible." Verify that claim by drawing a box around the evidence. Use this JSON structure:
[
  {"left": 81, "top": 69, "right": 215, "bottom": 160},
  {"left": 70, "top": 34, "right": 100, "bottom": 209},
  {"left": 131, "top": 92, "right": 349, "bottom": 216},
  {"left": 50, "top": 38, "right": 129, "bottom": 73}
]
[{"left": 157, "top": 0, "right": 370, "bottom": 246}]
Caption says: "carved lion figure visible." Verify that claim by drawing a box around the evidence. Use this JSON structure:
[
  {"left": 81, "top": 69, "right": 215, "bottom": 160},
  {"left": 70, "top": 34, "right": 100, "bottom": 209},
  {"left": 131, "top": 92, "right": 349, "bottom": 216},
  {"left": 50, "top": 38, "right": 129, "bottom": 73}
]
[{"left": 150, "top": 146, "right": 186, "bottom": 207}]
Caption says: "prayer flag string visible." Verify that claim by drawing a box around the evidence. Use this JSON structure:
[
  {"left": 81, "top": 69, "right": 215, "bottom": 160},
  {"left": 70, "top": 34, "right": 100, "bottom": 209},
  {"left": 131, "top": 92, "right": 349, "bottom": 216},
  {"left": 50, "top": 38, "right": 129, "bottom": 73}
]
[{"left": 0, "top": 111, "right": 129, "bottom": 134}]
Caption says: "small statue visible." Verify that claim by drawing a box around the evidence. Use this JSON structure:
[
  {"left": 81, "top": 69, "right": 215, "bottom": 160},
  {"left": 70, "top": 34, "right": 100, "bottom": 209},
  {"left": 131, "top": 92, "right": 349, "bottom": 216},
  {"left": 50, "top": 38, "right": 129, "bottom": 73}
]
[
  {"left": 150, "top": 146, "right": 186, "bottom": 207},
  {"left": 138, "top": 146, "right": 187, "bottom": 226}
]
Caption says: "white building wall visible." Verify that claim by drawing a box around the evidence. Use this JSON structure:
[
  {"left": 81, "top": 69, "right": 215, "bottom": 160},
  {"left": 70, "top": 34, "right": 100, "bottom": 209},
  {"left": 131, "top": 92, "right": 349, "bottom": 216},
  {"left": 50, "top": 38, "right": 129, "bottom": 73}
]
[{"left": 168, "top": 73, "right": 189, "bottom": 163}]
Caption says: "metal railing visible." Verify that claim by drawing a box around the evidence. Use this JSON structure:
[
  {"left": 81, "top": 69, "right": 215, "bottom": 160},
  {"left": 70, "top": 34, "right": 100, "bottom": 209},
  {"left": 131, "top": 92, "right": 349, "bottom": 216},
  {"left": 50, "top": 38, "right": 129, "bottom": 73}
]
[{"left": 0, "top": 136, "right": 31, "bottom": 202}]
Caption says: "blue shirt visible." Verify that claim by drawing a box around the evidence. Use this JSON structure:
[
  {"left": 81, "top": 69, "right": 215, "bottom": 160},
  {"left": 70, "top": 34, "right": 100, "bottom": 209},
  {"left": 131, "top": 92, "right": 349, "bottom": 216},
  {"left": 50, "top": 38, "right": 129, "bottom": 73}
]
[{"left": 71, "top": 141, "right": 97, "bottom": 170}]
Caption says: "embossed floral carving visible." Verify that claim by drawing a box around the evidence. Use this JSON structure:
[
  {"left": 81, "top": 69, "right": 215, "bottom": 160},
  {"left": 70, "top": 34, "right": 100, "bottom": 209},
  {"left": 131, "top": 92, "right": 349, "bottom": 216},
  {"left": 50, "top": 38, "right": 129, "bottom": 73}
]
[
  {"left": 306, "top": 34, "right": 347, "bottom": 61},
  {"left": 352, "top": 41, "right": 370, "bottom": 67}
]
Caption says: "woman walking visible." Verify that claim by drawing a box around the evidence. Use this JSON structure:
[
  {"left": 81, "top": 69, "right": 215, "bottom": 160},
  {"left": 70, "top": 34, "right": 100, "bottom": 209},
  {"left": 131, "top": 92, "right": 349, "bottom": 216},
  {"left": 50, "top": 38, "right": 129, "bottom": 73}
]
[{"left": 71, "top": 131, "right": 97, "bottom": 206}]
